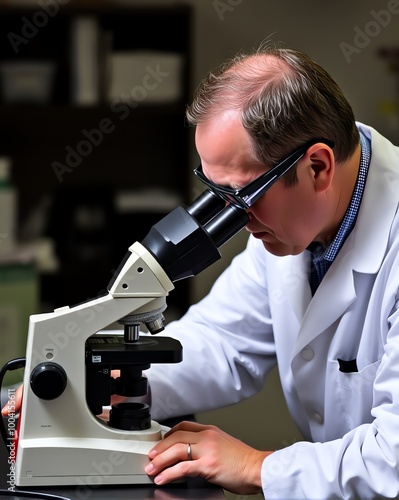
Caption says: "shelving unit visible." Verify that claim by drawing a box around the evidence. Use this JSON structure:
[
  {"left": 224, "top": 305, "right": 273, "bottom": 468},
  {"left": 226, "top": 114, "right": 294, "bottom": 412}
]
[{"left": 0, "top": 1, "right": 193, "bottom": 319}]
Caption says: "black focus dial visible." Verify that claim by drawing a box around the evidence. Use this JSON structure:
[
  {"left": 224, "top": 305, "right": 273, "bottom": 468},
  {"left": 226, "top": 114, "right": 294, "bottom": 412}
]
[{"left": 30, "top": 362, "right": 67, "bottom": 400}]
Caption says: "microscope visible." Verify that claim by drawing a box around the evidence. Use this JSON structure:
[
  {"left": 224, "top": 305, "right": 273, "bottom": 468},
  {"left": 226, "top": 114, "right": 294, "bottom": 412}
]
[{"left": 13, "top": 189, "right": 249, "bottom": 487}]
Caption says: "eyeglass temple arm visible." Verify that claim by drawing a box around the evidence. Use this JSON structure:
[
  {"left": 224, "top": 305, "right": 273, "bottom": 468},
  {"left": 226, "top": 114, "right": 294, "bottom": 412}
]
[{"left": 241, "top": 151, "right": 306, "bottom": 205}]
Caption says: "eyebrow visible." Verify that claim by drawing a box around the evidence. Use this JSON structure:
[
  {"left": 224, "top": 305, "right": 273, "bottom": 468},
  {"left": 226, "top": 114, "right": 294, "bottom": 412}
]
[
  {"left": 202, "top": 165, "right": 242, "bottom": 190},
  {"left": 202, "top": 161, "right": 268, "bottom": 192}
]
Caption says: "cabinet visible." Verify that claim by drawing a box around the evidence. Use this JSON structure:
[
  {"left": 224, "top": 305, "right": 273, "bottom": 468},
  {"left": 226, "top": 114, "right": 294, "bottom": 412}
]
[{"left": 0, "top": 1, "right": 193, "bottom": 320}]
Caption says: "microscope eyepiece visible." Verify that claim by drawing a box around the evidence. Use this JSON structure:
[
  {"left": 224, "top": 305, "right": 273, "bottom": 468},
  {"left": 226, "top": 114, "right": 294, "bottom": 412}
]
[
  {"left": 204, "top": 204, "right": 249, "bottom": 248},
  {"left": 141, "top": 190, "right": 249, "bottom": 283},
  {"left": 186, "top": 189, "right": 225, "bottom": 225}
]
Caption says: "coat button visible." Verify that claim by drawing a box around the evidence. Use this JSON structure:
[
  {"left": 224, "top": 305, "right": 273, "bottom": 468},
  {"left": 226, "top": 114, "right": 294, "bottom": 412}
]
[
  {"left": 313, "top": 412, "right": 324, "bottom": 424},
  {"left": 301, "top": 346, "right": 314, "bottom": 361}
]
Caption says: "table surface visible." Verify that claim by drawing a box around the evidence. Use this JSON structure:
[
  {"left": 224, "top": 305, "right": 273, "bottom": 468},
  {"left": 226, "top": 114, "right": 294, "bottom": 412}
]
[{"left": 0, "top": 425, "right": 224, "bottom": 500}]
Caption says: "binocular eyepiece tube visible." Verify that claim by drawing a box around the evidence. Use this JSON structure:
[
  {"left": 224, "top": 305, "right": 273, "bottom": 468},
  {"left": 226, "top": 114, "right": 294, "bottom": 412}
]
[{"left": 141, "top": 189, "right": 249, "bottom": 283}]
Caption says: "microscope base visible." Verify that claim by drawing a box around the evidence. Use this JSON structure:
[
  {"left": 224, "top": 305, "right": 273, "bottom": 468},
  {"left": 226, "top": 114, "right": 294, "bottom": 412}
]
[{"left": 15, "top": 433, "right": 166, "bottom": 487}]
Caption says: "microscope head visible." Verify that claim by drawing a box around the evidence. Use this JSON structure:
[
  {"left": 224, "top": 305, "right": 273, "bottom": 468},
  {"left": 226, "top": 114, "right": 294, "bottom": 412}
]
[
  {"left": 105, "top": 189, "right": 248, "bottom": 338},
  {"left": 108, "top": 188, "right": 249, "bottom": 303}
]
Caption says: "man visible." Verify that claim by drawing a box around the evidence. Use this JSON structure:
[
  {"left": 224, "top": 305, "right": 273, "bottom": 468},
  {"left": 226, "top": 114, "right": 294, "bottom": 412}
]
[
  {"left": 4, "top": 45, "right": 399, "bottom": 498},
  {"left": 142, "top": 45, "right": 399, "bottom": 498}
]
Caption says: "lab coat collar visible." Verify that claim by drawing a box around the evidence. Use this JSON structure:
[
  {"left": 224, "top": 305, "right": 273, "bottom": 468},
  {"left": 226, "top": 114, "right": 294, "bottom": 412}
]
[{"left": 351, "top": 123, "right": 399, "bottom": 274}]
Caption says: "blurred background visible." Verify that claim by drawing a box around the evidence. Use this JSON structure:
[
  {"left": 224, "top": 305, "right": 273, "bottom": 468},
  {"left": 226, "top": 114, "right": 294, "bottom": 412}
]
[{"left": 0, "top": 0, "right": 398, "bottom": 474}]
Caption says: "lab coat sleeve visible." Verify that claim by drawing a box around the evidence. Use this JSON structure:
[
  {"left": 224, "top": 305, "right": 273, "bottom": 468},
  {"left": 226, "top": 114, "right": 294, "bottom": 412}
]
[
  {"left": 147, "top": 235, "right": 277, "bottom": 421},
  {"left": 263, "top": 292, "right": 399, "bottom": 499}
]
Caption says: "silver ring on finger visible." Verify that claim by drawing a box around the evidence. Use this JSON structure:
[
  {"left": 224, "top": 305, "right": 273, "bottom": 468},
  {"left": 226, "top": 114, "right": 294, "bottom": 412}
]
[{"left": 187, "top": 443, "right": 192, "bottom": 461}]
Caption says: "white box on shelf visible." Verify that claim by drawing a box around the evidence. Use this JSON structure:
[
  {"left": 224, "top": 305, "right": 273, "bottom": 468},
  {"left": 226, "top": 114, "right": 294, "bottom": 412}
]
[
  {"left": 70, "top": 16, "right": 100, "bottom": 106},
  {"left": 107, "top": 51, "right": 183, "bottom": 104}
]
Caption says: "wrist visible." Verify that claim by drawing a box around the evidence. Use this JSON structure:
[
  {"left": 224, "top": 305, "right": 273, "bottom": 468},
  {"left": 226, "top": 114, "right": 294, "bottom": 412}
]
[{"left": 247, "top": 450, "right": 273, "bottom": 491}]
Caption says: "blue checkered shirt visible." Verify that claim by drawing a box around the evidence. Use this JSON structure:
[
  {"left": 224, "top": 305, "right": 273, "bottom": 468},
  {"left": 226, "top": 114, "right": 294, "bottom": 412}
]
[{"left": 308, "top": 131, "right": 371, "bottom": 294}]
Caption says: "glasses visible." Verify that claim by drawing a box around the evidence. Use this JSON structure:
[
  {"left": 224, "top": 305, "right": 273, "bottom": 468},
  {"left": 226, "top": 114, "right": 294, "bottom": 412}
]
[{"left": 194, "top": 138, "right": 335, "bottom": 210}]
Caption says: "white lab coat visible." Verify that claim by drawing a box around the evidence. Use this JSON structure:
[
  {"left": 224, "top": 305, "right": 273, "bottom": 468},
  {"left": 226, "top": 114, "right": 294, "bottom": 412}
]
[{"left": 147, "top": 123, "right": 399, "bottom": 499}]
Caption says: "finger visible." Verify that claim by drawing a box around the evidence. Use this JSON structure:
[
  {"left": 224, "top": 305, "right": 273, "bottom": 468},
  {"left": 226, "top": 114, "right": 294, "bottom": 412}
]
[
  {"left": 150, "top": 429, "right": 200, "bottom": 458},
  {"left": 1, "top": 384, "right": 23, "bottom": 416},
  {"left": 145, "top": 442, "right": 195, "bottom": 479},
  {"left": 164, "top": 421, "right": 212, "bottom": 437},
  {"left": 152, "top": 460, "right": 198, "bottom": 486}
]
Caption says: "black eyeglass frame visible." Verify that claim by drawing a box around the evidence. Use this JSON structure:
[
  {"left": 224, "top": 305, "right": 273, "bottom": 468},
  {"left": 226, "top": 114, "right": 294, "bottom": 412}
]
[{"left": 194, "top": 138, "right": 335, "bottom": 210}]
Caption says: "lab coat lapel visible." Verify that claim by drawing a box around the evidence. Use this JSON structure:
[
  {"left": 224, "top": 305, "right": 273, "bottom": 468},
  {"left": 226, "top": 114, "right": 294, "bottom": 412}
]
[
  {"left": 292, "top": 235, "right": 357, "bottom": 357},
  {"left": 276, "top": 228, "right": 357, "bottom": 349},
  {"left": 277, "top": 253, "right": 312, "bottom": 323}
]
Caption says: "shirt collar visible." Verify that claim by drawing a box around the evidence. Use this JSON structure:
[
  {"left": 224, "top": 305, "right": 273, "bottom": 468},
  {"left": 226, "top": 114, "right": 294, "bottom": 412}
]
[{"left": 311, "top": 130, "right": 371, "bottom": 263}]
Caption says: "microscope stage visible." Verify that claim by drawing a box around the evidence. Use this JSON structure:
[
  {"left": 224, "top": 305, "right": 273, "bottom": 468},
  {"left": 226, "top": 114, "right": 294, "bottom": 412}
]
[{"left": 86, "top": 334, "right": 183, "bottom": 365}]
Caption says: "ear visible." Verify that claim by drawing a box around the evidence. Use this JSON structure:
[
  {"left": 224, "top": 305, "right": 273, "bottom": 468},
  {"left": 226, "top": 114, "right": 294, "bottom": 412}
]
[{"left": 304, "top": 143, "right": 335, "bottom": 193}]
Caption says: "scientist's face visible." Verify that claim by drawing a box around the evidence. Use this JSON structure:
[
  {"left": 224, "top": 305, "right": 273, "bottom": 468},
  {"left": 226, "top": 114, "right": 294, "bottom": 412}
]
[{"left": 195, "top": 111, "right": 334, "bottom": 256}]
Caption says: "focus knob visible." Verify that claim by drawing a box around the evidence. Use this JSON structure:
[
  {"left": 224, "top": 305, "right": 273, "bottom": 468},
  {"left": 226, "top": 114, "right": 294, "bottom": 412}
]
[{"left": 30, "top": 362, "right": 67, "bottom": 400}]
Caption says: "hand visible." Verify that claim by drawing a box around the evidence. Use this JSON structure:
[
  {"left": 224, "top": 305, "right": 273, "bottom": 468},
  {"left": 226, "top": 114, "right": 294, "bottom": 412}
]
[{"left": 145, "top": 421, "right": 272, "bottom": 495}]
